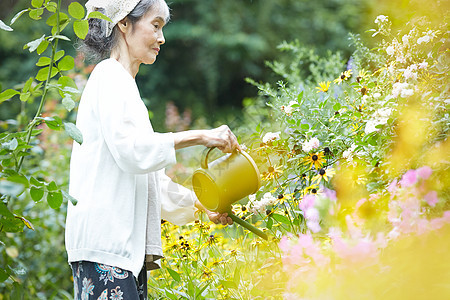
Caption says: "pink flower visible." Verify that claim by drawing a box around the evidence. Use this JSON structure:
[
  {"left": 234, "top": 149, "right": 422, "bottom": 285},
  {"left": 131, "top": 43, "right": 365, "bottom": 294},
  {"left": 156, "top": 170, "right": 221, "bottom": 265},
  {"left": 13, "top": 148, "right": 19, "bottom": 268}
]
[
  {"left": 424, "top": 191, "right": 438, "bottom": 207},
  {"left": 279, "top": 236, "right": 290, "bottom": 253},
  {"left": 299, "top": 194, "right": 316, "bottom": 211},
  {"left": 416, "top": 166, "right": 432, "bottom": 179},
  {"left": 323, "top": 188, "right": 337, "bottom": 201},
  {"left": 400, "top": 169, "right": 418, "bottom": 188},
  {"left": 306, "top": 220, "right": 321, "bottom": 233}
]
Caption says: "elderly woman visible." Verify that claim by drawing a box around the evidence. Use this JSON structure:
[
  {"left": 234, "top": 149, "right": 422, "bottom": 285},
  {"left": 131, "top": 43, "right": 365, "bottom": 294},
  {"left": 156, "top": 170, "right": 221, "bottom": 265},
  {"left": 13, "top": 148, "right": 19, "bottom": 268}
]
[{"left": 65, "top": 0, "right": 238, "bottom": 298}]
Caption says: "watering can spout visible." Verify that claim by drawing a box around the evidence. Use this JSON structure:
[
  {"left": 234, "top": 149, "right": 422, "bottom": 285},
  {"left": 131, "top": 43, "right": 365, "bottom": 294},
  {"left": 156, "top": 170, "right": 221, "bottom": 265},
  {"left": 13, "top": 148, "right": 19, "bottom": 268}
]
[{"left": 192, "top": 147, "right": 267, "bottom": 240}]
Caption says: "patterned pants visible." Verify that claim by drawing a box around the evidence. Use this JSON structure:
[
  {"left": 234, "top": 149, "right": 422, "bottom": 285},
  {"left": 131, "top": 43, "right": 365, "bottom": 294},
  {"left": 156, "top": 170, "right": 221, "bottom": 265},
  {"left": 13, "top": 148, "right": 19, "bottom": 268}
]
[{"left": 71, "top": 261, "right": 147, "bottom": 300}]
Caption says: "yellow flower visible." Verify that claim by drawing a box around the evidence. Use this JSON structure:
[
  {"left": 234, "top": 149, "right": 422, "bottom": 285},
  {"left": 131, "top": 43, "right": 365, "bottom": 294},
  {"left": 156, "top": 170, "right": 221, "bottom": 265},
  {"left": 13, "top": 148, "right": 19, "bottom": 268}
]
[
  {"left": 334, "top": 69, "right": 353, "bottom": 84},
  {"left": 356, "top": 69, "right": 369, "bottom": 83},
  {"left": 315, "top": 81, "right": 331, "bottom": 93},
  {"left": 276, "top": 193, "right": 293, "bottom": 205},
  {"left": 312, "top": 167, "right": 336, "bottom": 183},
  {"left": 303, "top": 152, "right": 326, "bottom": 170},
  {"left": 261, "top": 165, "right": 283, "bottom": 181},
  {"left": 232, "top": 203, "right": 250, "bottom": 218}
]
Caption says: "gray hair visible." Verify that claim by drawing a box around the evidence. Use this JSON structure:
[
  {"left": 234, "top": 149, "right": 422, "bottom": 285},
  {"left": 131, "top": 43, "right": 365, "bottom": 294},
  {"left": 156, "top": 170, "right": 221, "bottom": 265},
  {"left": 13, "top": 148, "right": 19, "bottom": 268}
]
[{"left": 79, "top": 0, "right": 167, "bottom": 62}]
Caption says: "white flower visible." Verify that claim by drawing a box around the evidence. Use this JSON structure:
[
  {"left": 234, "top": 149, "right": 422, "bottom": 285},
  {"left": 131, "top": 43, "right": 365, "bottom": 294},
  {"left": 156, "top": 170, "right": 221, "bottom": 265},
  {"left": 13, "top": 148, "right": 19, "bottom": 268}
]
[
  {"left": 249, "top": 194, "right": 256, "bottom": 201},
  {"left": 375, "top": 15, "right": 388, "bottom": 24},
  {"left": 373, "top": 92, "right": 381, "bottom": 98},
  {"left": 418, "top": 61, "right": 428, "bottom": 69},
  {"left": 309, "top": 137, "right": 320, "bottom": 149},
  {"left": 401, "top": 88, "right": 414, "bottom": 98},
  {"left": 361, "top": 95, "right": 369, "bottom": 104},
  {"left": 403, "top": 68, "right": 417, "bottom": 80},
  {"left": 392, "top": 82, "right": 409, "bottom": 98},
  {"left": 249, "top": 193, "right": 276, "bottom": 214},
  {"left": 386, "top": 45, "right": 395, "bottom": 56},
  {"left": 262, "top": 132, "right": 280, "bottom": 143},
  {"left": 301, "top": 137, "right": 320, "bottom": 152},
  {"left": 302, "top": 140, "right": 312, "bottom": 152},
  {"left": 417, "top": 35, "right": 431, "bottom": 44},
  {"left": 343, "top": 144, "right": 357, "bottom": 161},
  {"left": 283, "top": 105, "right": 294, "bottom": 114},
  {"left": 365, "top": 107, "right": 393, "bottom": 134},
  {"left": 402, "top": 34, "right": 409, "bottom": 44}
]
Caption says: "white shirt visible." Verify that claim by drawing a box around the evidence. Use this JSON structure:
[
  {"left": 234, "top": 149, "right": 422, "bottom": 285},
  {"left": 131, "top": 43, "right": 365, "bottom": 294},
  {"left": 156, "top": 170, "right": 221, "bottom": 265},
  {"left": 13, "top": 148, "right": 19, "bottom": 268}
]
[{"left": 65, "top": 58, "right": 197, "bottom": 278}]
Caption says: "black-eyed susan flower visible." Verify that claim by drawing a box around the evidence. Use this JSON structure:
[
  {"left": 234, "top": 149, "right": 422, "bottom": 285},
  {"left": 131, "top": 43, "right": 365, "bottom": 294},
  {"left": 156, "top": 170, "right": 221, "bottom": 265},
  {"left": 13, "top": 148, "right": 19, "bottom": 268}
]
[
  {"left": 276, "top": 193, "right": 293, "bottom": 205},
  {"left": 315, "top": 81, "right": 331, "bottom": 93},
  {"left": 261, "top": 165, "right": 283, "bottom": 181},
  {"left": 333, "top": 69, "right": 353, "bottom": 85},
  {"left": 356, "top": 69, "right": 369, "bottom": 83},
  {"left": 303, "top": 152, "right": 326, "bottom": 170},
  {"left": 232, "top": 203, "right": 249, "bottom": 218},
  {"left": 312, "top": 167, "right": 336, "bottom": 183}
]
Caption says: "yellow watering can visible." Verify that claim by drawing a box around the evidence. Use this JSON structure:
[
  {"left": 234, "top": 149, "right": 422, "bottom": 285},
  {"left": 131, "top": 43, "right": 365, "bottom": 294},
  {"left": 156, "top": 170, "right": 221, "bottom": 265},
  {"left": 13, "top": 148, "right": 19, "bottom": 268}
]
[{"left": 192, "top": 147, "right": 268, "bottom": 240}]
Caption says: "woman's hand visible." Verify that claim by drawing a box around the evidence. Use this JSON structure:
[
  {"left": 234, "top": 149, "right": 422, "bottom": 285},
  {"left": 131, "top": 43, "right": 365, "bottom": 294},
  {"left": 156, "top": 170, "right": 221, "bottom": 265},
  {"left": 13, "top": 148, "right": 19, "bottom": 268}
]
[
  {"left": 173, "top": 125, "right": 241, "bottom": 153},
  {"left": 195, "top": 200, "right": 233, "bottom": 225},
  {"left": 206, "top": 210, "right": 233, "bottom": 225},
  {"left": 203, "top": 125, "right": 241, "bottom": 153}
]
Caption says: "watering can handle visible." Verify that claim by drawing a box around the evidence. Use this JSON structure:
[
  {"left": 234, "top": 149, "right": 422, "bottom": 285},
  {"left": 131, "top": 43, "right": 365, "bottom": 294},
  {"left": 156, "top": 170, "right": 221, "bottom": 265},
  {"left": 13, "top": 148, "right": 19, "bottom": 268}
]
[
  {"left": 201, "top": 147, "right": 215, "bottom": 169},
  {"left": 227, "top": 209, "right": 268, "bottom": 240}
]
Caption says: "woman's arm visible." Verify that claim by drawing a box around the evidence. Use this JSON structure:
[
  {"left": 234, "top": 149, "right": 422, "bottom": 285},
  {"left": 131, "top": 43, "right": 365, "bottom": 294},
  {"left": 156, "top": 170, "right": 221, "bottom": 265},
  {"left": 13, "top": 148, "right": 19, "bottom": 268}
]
[{"left": 172, "top": 125, "right": 241, "bottom": 153}]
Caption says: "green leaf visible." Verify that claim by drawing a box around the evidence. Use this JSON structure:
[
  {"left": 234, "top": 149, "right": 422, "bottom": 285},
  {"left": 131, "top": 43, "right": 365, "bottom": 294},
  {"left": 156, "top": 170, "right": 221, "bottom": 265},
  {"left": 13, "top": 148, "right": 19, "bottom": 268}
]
[
  {"left": 62, "top": 190, "right": 78, "bottom": 205},
  {"left": 43, "top": 116, "right": 63, "bottom": 130},
  {"left": 333, "top": 103, "right": 341, "bottom": 111},
  {"left": 73, "top": 19, "right": 89, "bottom": 39},
  {"left": 220, "top": 280, "right": 238, "bottom": 289},
  {"left": 30, "top": 177, "right": 44, "bottom": 187},
  {"left": 36, "top": 56, "right": 51, "bottom": 66},
  {"left": 68, "top": 2, "right": 85, "bottom": 20},
  {"left": 46, "top": 12, "right": 69, "bottom": 27},
  {"left": 19, "top": 92, "right": 30, "bottom": 102},
  {"left": 36, "top": 40, "right": 50, "bottom": 54},
  {"left": 3, "top": 138, "right": 18, "bottom": 151},
  {"left": 49, "top": 34, "right": 71, "bottom": 42},
  {"left": 54, "top": 50, "right": 65, "bottom": 61},
  {"left": 45, "top": 1, "right": 57, "bottom": 13},
  {"left": 47, "top": 191, "right": 63, "bottom": 209},
  {"left": 7, "top": 174, "right": 29, "bottom": 188},
  {"left": 58, "top": 55, "right": 75, "bottom": 71},
  {"left": 58, "top": 75, "right": 79, "bottom": 98},
  {"left": 266, "top": 217, "right": 273, "bottom": 229},
  {"left": 0, "top": 267, "right": 10, "bottom": 282},
  {"left": 24, "top": 34, "right": 45, "bottom": 52},
  {"left": 0, "top": 89, "right": 20, "bottom": 103},
  {"left": 297, "top": 91, "right": 304, "bottom": 102},
  {"left": 31, "top": 0, "right": 44, "bottom": 8},
  {"left": 166, "top": 267, "right": 181, "bottom": 282},
  {"left": 87, "top": 11, "right": 113, "bottom": 23},
  {"left": 10, "top": 9, "right": 29, "bottom": 25},
  {"left": 29, "top": 8, "right": 44, "bottom": 20},
  {"left": 301, "top": 123, "right": 310, "bottom": 130},
  {"left": 62, "top": 96, "right": 75, "bottom": 112},
  {"left": 0, "top": 202, "right": 14, "bottom": 218},
  {"left": 36, "top": 66, "right": 58, "bottom": 82},
  {"left": 0, "top": 20, "right": 13, "bottom": 31},
  {"left": 22, "top": 77, "right": 34, "bottom": 93},
  {"left": 272, "top": 213, "right": 290, "bottom": 225},
  {"left": 30, "top": 187, "right": 44, "bottom": 202},
  {"left": 64, "top": 122, "right": 83, "bottom": 144}
]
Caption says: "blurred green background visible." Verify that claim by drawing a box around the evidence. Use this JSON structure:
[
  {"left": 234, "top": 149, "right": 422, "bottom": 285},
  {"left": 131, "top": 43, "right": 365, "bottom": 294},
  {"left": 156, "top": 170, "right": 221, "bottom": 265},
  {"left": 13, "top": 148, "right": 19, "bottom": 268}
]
[{"left": 1, "top": 0, "right": 403, "bottom": 130}]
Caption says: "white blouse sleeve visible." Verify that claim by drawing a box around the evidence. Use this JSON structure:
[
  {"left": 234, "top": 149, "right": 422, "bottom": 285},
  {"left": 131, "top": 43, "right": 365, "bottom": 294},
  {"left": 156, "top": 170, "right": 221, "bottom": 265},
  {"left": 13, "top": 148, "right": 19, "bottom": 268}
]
[
  {"left": 95, "top": 66, "right": 176, "bottom": 174},
  {"left": 159, "top": 170, "right": 197, "bottom": 226}
]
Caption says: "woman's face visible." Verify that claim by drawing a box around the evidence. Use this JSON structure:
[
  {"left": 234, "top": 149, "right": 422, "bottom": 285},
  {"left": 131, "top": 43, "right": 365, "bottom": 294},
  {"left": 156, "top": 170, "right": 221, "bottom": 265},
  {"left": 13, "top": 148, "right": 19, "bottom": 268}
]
[{"left": 125, "top": 1, "right": 170, "bottom": 65}]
